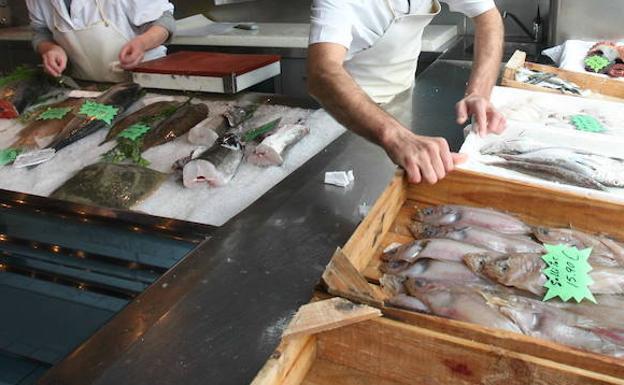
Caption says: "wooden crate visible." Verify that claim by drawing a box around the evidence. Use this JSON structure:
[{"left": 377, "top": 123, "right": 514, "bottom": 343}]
[
  {"left": 253, "top": 170, "right": 624, "bottom": 385},
  {"left": 502, "top": 50, "right": 624, "bottom": 102}
]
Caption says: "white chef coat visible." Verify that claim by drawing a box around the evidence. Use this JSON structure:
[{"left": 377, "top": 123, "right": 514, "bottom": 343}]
[
  {"left": 26, "top": 0, "right": 173, "bottom": 57},
  {"left": 310, "top": 0, "right": 495, "bottom": 59}
]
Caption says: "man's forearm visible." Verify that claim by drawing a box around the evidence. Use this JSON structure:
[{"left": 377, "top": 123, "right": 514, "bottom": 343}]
[
  {"left": 135, "top": 25, "right": 169, "bottom": 51},
  {"left": 466, "top": 8, "right": 504, "bottom": 98},
  {"left": 308, "top": 61, "right": 403, "bottom": 148}
]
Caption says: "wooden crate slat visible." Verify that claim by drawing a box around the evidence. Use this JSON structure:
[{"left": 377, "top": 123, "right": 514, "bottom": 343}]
[{"left": 316, "top": 318, "right": 624, "bottom": 385}]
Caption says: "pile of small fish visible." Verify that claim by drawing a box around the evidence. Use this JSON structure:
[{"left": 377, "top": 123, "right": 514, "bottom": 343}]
[
  {"left": 481, "top": 138, "right": 624, "bottom": 190},
  {"left": 515, "top": 68, "right": 585, "bottom": 96},
  {"left": 381, "top": 204, "right": 624, "bottom": 357}
]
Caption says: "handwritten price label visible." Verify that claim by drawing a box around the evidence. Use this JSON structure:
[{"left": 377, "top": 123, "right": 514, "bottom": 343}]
[{"left": 542, "top": 244, "right": 596, "bottom": 304}]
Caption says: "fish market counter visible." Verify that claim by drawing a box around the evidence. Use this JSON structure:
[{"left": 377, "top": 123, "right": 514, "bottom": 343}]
[{"left": 34, "top": 59, "right": 472, "bottom": 385}]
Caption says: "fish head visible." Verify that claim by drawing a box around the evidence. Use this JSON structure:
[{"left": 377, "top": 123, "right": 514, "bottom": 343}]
[
  {"left": 417, "top": 206, "right": 459, "bottom": 225},
  {"left": 381, "top": 240, "right": 426, "bottom": 263},
  {"left": 408, "top": 223, "right": 462, "bottom": 239},
  {"left": 482, "top": 258, "right": 512, "bottom": 282},
  {"left": 463, "top": 252, "right": 501, "bottom": 274}
]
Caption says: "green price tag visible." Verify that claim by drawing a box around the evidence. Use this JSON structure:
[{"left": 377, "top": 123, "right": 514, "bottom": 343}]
[
  {"left": 542, "top": 244, "right": 596, "bottom": 304},
  {"left": 570, "top": 114, "right": 606, "bottom": 133},
  {"left": 584, "top": 55, "right": 610, "bottom": 73},
  {"left": 0, "top": 148, "right": 22, "bottom": 166},
  {"left": 117, "top": 123, "right": 151, "bottom": 141},
  {"left": 37, "top": 107, "right": 73, "bottom": 121},
  {"left": 79, "top": 100, "right": 119, "bottom": 125}
]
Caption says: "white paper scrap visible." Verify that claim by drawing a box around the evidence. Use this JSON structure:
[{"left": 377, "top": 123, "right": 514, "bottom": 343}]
[{"left": 325, "top": 170, "right": 354, "bottom": 187}]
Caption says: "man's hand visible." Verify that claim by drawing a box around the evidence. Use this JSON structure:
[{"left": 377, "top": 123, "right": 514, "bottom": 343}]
[
  {"left": 119, "top": 38, "right": 146, "bottom": 70},
  {"left": 40, "top": 43, "right": 67, "bottom": 77},
  {"left": 383, "top": 127, "right": 468, "bottom": 184},
  {"left": 456, "top": 94, "right": 506, "bottom": 137}
]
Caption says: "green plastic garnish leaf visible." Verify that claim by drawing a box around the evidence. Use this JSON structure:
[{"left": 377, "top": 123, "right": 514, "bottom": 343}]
[
  {"left": 118, "top": 123, "right": 152, "bottom": 141},
  {"left": 542, "top": 244, "right": 596, "bottom": 304},
  {"left": 570, "top": 114, "right": 606, "bottom": 133},
  {"left": 79, "top": 100, "right": 119, "bottom": 125},
  {"left": 102, "top": 138, "right": 150, "bottom": 167},
  {"left": 584, "top": 55, "right": 611, "bottom": 73},
  {"left": 0, "top": 148, "right": 23, "bottom": 166},
  {"left": 0, "top": 66, "right": 38, "bottom": 88},
  {"left": 242, "top": 118, "right": 281, "bottom": 142},
  {"left": 37, "top": 107, "right": 73, "bottom": 121}
]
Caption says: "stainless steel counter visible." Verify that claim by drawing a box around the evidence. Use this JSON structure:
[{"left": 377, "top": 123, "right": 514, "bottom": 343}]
[{"left": 36, "top": 58, "right": 474, "bottom": 385}]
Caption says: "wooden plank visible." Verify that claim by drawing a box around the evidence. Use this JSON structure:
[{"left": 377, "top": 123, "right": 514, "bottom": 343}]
[
  {"left": 322, "top": 248, "right": 385, "bottom": 307},
  {"left": 316, "top": 318, "right": 624, "bottom": 385},
  {"left": 406, "top": 169, "right": 624, "bottom": 240},
  {"left": 301, "top": 359, "right": 408, "bottom": 385},
  {"left": 342, "top": 171, "right": 406, "bottom": 271},
  {"left": 251, "top": 335, "right": 316, "bottom": 385},
  {"left": 283, "top": 298, "right": 381, "bottom": 340},
  {"left": 382, "top": 306, "right": 624, "bottom": 379}
]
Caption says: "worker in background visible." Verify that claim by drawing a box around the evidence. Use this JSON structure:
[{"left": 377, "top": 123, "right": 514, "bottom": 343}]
[
  {"left": 307, "top": 0, "right": 506, "bottom": 184},
  {"left": 25, "top": 0, "right": 176, "bottom": 82}
]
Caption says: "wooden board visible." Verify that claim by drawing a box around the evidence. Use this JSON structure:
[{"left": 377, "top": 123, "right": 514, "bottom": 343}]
[
  {"left": 316, "top": 318, "right": 624, "bottom": 385},
  {"left": 502, "top": 50, "right": 624, "bottom": 102},
  {"left": 132, "top": 51, "right": 281, "bottom": 77}
]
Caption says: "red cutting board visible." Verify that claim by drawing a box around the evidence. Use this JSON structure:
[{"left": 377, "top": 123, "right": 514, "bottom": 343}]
[{"left": 132, "top": 51, "right": 281, "bottom": 77}]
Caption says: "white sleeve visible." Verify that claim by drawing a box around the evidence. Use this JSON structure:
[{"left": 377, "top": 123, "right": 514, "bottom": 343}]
[
  {"left": 25, "top": 0, "right": 49, "bottom": 30},
  {"left": 309, "top": 0, "right": 354, "bottom": 49},
  {"left": 443, "top": 0, "right": 496, "bottom": 18},
  {"left": 124, "top": 0, "right": 175, "bottom": 27}
]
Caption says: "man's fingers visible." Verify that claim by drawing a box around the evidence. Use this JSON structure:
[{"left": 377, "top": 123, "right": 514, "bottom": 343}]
[
  {"left": 434, "top": 138, "right": 453, "bottom": 171},
  {"left": 418, "top": 157, "right": 438, "bottom": 184},
  {"left": 405, "top": 161, "right": 422, "bottom": 184},
  {"left": 476, "top": 103, "right": 488, "bottom": 137},
  {"left": 455, "top": 101, "right": 468, "bottom": 124},
  {"left": 43, "top": 56, "right": 59, "bottom": 77},
  {"left": 452, "top": 152, "right": 468, "bottom": 165}
]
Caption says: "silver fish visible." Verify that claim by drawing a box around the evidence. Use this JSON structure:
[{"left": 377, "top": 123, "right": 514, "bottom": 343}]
[
  {"left": 387, "top": 258, "right": 484, "bottom": 283},
  {"left": 410, "top": 223, "right": 544, "bottom": 254},
  {"left": 482, "top": 253, "right": 624, "bottom": 296},
  {"left": 491, "top": 292, "right": 624, "bottom": 357},
  {"left": 417, "top": 205, "right": 531, "bottom": 235},
  {"left": 380, "top": 274, "right": 431, "bottom": 313},
  {"left": 247, "top": 124, "right": 309, "bottom": 166},
  {"left": 480, "top": 138, "right": 552, "bottom": 155},
  {"left": 381, "top": 238, "right": 489, "bottom": 274},
  {"left": 534, "top": 227, "right": 624, "bottom": 267},
  {"left": 489, "top": 160, "right": 607, "bottom": 191},
  {"left": 463, "top": 251, "right": 505, "bottom": 276},
  {"left": 499, "top": 149, "right": 624, "bottom": 188},
  {"left": 404, "top": 279, "right": 523, "bottom": 333}
]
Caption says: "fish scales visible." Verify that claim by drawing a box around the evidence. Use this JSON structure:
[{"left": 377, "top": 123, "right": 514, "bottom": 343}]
[{"left": 140, "top": 103, "right": 208, "bottom": 151}]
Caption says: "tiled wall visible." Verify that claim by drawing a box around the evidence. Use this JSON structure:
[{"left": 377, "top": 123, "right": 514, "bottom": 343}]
[{"left": 7, "top": 0, "right": 548, "bottom": 38}]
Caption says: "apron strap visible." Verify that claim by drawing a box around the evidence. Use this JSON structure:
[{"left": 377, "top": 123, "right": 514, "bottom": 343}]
[{"left": 95, "top": 0, "right": 110, "bottom": 27}]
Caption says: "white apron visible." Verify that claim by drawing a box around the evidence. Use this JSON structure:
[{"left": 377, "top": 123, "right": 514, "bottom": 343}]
[
  {"left": 51, "top": 0, "right": 165, "bottom": 83},
  {"left": 344, "top": 0, "right": 441, "bottom": 104}
]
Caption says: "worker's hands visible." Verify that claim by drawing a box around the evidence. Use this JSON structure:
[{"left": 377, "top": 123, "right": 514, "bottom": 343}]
[
  {"left": 119, "top": 37, "right": 146, "bottom": 70},
  {"left": 41, "top": 44, "right": 67, "bottom": 78},
  {"left": 456, "top": 94, "right": 506, "bottom": 137},
  {"left": 383, "top": 127, "right": 468, "bottom": 184}
]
